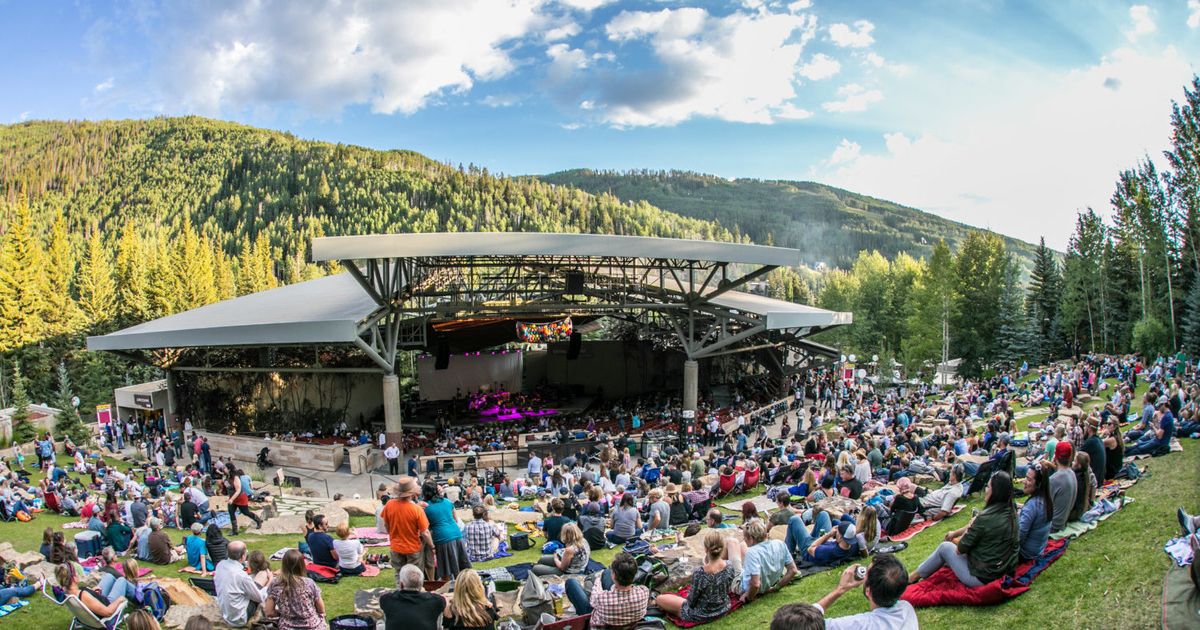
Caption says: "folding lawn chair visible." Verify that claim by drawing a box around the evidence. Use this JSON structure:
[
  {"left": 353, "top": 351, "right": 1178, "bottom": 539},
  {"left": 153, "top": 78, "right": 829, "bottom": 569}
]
[{"left": 42, "top": 580, "right": 128, "bottom": 630}]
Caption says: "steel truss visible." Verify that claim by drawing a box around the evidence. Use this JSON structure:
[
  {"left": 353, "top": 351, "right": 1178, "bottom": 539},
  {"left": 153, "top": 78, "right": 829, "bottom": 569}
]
[{"left": 336, "top": 253, "right": 839, "bottom": 375}]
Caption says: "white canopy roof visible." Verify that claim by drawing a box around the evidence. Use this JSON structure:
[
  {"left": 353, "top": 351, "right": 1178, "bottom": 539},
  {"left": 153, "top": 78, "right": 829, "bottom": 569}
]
[
  {"left": 88, "top": 273, "right": 848, "bottom": 351},
  {"left": 312, "top": 232, "right": 801, "bottom": 267}
]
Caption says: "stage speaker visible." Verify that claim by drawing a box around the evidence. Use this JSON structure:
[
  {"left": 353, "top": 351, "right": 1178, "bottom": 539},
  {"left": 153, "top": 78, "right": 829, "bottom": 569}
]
[
  {"left": 435, "top": 339, "right": 450, "bottom": 370},
  {"left": 567, "top": 332, "right": 582, "bottom": 360},
  {"left": 565, "top": 271, "right": 584, "bottom": 294}
]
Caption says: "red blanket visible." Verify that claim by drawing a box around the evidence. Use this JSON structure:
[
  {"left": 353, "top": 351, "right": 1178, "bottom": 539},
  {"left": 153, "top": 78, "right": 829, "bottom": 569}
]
[
  {"left": 889, "top": 506, "right": 964, "bottom": 542},
  {"left": 902, "top": 538, "right": 1068, "bottom": 607},
  {"left": 663, "top": 585, "right": 743, "bottom": 628}
]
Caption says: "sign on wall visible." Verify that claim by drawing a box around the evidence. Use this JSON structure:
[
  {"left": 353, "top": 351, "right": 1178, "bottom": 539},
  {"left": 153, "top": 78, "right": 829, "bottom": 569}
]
[{"left": 96, "top": 404, "right": 112, "bottom": 425}]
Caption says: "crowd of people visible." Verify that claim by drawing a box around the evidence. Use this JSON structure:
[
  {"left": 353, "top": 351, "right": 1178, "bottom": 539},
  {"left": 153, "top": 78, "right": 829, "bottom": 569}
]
[{"left": 1, "top": 352, "right": 1195, "bottom": 629}]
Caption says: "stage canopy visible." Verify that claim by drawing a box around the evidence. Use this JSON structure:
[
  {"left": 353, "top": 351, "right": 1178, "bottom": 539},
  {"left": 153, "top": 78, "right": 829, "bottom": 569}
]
[{"left": 88, "top": 232, "right": 851, "bottom": 438}]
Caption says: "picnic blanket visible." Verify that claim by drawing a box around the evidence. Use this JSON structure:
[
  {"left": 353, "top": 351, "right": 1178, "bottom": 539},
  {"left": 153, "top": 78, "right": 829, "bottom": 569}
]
[
  {"left": 663, "top": 585, "right": 743, "bottom": 628},
  {"left": 351, "top": 527, "right": 390, "bottom": 547},
  {"left": 1049, "top": 497, "right": 1132, "bottom": 540},
  {"left": 0, "top": 600, "right": 29, "bottom": 618},
  {"left": 888, "top": 506, "right": 965, "bottom": 542},
  {"left": 902, "top": 538, "right": 1068, "bottom": 607},
  {"left": 501, "top": 559, "right": 606, "bottom": 581},
  {"left": 719, "top": 495, "right": 776, "bottom": 514},
  {"left": 1129, "top": 438, "right": 1184, "bottom": 460},
  {"left": 1161, "top": 562, "right": 1200, "bottom": 630}
]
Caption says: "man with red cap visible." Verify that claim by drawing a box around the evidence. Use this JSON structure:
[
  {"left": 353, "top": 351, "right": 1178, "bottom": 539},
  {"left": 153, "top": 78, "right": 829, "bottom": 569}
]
[{"left": 1048, "top": 441, "right": 1077, "bottom": 533}]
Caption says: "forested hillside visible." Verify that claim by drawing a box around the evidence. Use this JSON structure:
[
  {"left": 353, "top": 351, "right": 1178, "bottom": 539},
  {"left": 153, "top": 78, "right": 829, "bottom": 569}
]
[
  {"left": 0, "top": 117, "right": 741, "bottom": 416},
  {"left": 538, "top": 169, "right": 1042, "bottom": 268}
]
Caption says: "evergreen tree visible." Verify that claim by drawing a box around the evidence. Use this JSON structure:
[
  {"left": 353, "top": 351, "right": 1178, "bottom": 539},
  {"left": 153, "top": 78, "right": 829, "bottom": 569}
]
[
  {"left": 1183, "top": 278, "right": 1200, "bottom": 355},
  {"left": 995, "top": 257, "right": 1033, "bottom": 368},
  {"left": 114, "top": 222, "right": 150, "bottom": 328},
  {"left": 8, "top": 363, "right": 36, "bottom": 444},
  {"left": 77, "top": 228, "right": 116, "bottom": 327},
  {"left": 953, "top": 232, "right": 1009, "bottom": 377},
  {"left": 52, "top": 363, "right": 89, "bottom": 444},
  {"left": 0, "top": 197, "right": 48, "bottom": 352},
  {"left": 43, "top": 212, "right": 84, "bottom": 336},
  {"left": 1026, "top": 237, "right": 1062, "bottom": 362}
]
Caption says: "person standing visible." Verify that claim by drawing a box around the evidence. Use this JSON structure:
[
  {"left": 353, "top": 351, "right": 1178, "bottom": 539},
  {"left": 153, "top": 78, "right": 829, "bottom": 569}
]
[
  {"left": 380, "top": 477, "right": 434, "bottom": 584},
  {"left": 385, "top": 443, "right": 401, "bottom": 475}
]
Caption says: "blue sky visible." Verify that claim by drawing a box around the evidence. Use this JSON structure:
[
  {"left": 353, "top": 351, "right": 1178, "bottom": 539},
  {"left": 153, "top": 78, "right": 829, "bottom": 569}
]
[{"left": 1, "top": 0, "right": 1198, "bottom": 248}]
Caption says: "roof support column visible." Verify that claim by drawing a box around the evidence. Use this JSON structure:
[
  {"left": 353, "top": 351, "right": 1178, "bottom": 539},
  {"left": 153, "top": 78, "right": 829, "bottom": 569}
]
[
  {"left": 383, "top": 373, "right": 403, "bottom": 454},
  {"left": 683, "top": 359, "right": 698, "bottom": 417}
]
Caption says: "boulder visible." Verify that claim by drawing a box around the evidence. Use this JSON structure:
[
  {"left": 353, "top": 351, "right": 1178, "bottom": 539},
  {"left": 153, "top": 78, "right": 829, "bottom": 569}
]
[
  {"left": 354, "top": 587, "right": 391, "bottom": 619},
  {"left": 163, "top": 603, "right": 233, "bottom": 630},
  {"left": 333, "top": 498, "right": 379, "bottom": 517},
  {"left": 22, "top": 561, "right": 58, "bottom": 584},
  {"left": 258, "top": 505, "right": 349, "bottom": 536},
  {"left": 283, "top": 486, "right": 321, "bottom": 498}
]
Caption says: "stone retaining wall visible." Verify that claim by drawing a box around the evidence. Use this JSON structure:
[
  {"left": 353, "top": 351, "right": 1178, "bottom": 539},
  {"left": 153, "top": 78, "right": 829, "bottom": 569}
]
[{"left": 197, "top": 431, "right": 344, "bottom": 472}]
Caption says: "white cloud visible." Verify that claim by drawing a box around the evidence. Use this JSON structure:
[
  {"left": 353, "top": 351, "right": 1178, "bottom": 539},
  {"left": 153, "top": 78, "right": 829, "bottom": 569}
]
[
  {"left": 787, "top": 0, "right": 813, "bottom": 13},
  {"left": 864, "top": 52, "right": 884, "bottom": 68},
  {"left": 1188, "top": 0, "right": 1200, "bottom": 28},
  {"left": 828, "top": 138, "right": 861, "bottom": 164},
  {"left": 1126, "top": 5, "right": 1156, "bottom": 41},
  {"left": 797, "top": 53, "right": 841, "bottom": 80},
  {"left": 815, "top": 46, "right": 1193, "bottom": 249},
  {"left": 146, "top": 0, "right": 551, "bottom": 116},
  {"left": 577, "top": 5, "right": 817, "bottom": 126},
  {"left": 544, "top": 22, "right": 581, "bottom": 42},
  {"left": 821, "top": 83, "right": 883, "bottom": 112},
  {"left": 556, "top": 0, "right": 613, "bottom": 11},
  {"left": 481, "top": 94, "right": 521, "bottom": 107},
  {"left": 774, "top": 103, "right": 813, "bottom": 120},
  {"left": 18, "top": 111, "right": 31, "bottom": 121},
  {"left": 828, "top": 20, "right": 874, "bottom": 48},
  {"left": 94, "top": 77, "right": 114, "bottom": 93}
]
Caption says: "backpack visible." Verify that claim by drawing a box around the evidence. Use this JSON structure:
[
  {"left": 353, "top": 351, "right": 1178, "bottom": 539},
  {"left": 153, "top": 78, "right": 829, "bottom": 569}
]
[
  {"left": 307, "top": 570, "right": 340, "bottom": 584},
  {"left": 135, "top": 583, "right": 171, "bottom": 620}
]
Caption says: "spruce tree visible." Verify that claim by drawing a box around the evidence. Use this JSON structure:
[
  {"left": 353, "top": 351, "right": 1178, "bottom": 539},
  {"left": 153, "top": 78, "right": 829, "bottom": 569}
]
[
  {"left": 0, "top": 197, "right": 48, "bottom": 352},
  {"left": 9, "top": 363, "right": 36, "bottom": 444},
  {"left": 78, "top": 229, "right": 116, "bottom": 327},
  {"left": 1026, "top": 237, "right": 1062, "bottom": 361},
  {"left": 52, "top": 363, "right": 90, "bottom": 444}
]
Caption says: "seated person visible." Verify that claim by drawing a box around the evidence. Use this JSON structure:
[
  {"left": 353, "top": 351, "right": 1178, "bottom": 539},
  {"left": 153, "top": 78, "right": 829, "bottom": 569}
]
[
  {"left": 1125, "top": 397, "right": 1176, "bottom": 456},
  {"left": 605, "top": 494, "right": 643, "bottom": 545},
  {"left": 542, "top": 498, "right": 571, "bottom": 543},
  {"left": 214, "top": 540, "right": 267, "bottom": 627},
  {"left": 462, "top": 505, "right": 504, "bottom": 563},
  {"left": 1018, "top": 464, "right": 1053, "bottom": 561},
  {"left": 908, "top": 472, "right": 1019, "bottom": 588},
  {"left": 564, "top": 552, "right": 649, "bottom": 628},
  {"left": 801, "top": 521, "right": 861, "bottom": 567},
  {"left": 705, "top": 508, "right": 731, "bottom": 529},
  {"left": 730, "top": 519, "right": 797, "bottom": 602},
  {"left": 881, "top": 478, "right": 921, "bottom": 537},
  {"left": 784, "top": 509, "right": 833, "bottom": 558},
  {"left": 532, "top": 523, "right": 590, "bottom": 576},
  {"left": 654, "top": 530, "right": 736, "bottom": 624},
  {"left": 802, "top": 554, "right": 918, "bottom": 630},
  {"left": 381, "top": 564, "right": 445, "bottom": 630},
  {"left": 306, "top": 514, "right": 338, "bottom": 569},
  {"left": 1068, "top": 451, "right": 1096, "bottom": 523},
  {"left": 55, "top": 562, "right": 126, "bottom": 621},
  {"left": 147, "top": 517, "right": 182, "bottom": 564},
  {"left": 917, "top": 464, "right": 966, "bottom": 522},
  {"left": 332, "top": 522, "right": 366, "bottom": 575},
  {"left": 717, "top": 467, "right": 736, "bottom": 496},
  {"left": 184, "top": 522, "right": 214, "bottom": 575}
]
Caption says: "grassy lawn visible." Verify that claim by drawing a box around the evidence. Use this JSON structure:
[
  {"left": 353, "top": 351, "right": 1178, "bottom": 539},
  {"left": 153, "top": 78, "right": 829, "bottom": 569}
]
[{"left": 3, "top": 384, "right": 1194, "bottom": 630}]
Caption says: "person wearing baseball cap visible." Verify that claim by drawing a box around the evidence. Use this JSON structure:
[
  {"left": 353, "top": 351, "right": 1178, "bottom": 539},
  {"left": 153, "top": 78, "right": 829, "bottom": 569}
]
[
  {"left": 1049, "top": 441, "right": 1077, "bottom": 533},
  {"left": 379, "top": 476, "right": 432, "bottom": 585},
  {"left": 1126, "top": 393, "right": 1177, "bottom": 458},
  {"left": 801, "top": 520, "right": 860, "bottom": 567}
]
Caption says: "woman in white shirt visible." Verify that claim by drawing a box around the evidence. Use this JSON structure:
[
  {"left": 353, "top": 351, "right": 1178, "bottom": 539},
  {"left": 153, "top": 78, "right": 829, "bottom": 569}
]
[{"left": 332, "top": 522, "right": 366, "bottom": 575}]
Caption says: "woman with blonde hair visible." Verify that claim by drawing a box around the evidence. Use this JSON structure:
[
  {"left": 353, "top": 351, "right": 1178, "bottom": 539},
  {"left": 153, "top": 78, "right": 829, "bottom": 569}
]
[
  {"left": 332, "top": 521, "right": 366, "bottom": 575},
  {"left": 652, "top": 530, "right": 735, "bottom": 623},
  {"left": 442, "top": 569, "right": 498, "bottom": 630},
  {"left": 854, "top": 505, "right": 880, "bottom": 554},
  {"left": 532, "top": 522, "right": 590, "bottom": 576},
  {"left": 264, "top": 549, "right": 326, "bottom": 630},
  {"left": 126, "top": 609, "right": 162, "bottom": 630}
]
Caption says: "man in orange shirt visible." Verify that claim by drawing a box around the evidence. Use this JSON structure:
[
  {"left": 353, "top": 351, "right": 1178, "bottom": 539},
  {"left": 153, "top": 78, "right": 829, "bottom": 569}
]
[{"left": 380, "top": 477, "right": 434, "bottom": 585}]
